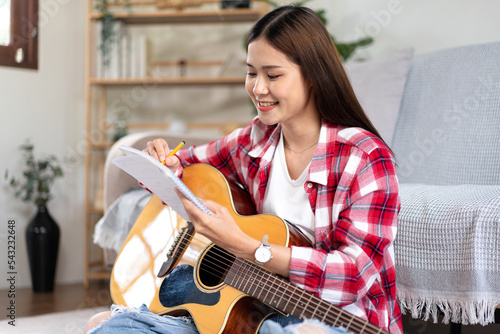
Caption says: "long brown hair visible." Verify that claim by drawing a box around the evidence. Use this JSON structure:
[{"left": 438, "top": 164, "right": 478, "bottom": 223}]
[{"left": 246, "top": 6, "right": 384, "bottom": 142}]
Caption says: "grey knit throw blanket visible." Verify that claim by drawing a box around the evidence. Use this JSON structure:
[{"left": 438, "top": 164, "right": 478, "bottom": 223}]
[{"left": 395, "top": 183, "right": 500, "bottom": 325}]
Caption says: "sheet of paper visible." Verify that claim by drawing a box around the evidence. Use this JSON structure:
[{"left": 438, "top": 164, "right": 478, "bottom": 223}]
[{"left": 112, "top": 146, "right": 213, "bottom": 221}]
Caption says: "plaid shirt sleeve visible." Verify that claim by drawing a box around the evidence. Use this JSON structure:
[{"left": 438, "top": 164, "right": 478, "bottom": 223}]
[{"left": 288, "top": 128, "right": 401, "bottom": 332}]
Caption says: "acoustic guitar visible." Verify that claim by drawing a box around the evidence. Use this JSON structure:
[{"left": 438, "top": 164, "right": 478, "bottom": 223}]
[{"left": 110, "top": 164, "right": 389, "bottom": 334}]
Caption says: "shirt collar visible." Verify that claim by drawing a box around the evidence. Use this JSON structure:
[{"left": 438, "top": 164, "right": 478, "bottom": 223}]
[
  {"left": 308, "top": 120, "right": 338, "bottom": 187},
  {"left": 248, "top": 119, "right": 338, "bottom": 187},
  {"left": 248, "top": 121, "right": 281, "bottom": 162}
]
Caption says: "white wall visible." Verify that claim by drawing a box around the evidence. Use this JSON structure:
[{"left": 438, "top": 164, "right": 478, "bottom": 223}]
[
  {"left": 310, "top": 0, "right": 500, "bottom": 59},
  {"left": 0, "top": 0, "right": 87, "bottom": 289},
  {"left": 1, "top": 0, "right": 499, "bottom": 290}
]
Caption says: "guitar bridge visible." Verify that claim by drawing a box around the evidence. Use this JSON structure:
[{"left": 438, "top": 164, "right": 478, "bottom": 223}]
[{"left": 157, "top": 222, "right": 195, "bottom": 277}]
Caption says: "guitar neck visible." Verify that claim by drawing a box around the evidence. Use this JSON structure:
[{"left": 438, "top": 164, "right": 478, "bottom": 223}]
[{"left": 224, "top": 258, "right": 388, "bottom": 334}]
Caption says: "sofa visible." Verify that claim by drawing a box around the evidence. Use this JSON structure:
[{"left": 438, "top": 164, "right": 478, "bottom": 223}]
[
  {"left": 388, "top": 41, "right": 500, "bottom": 326},
  {"left": 97, "top": 41, "right": 500, "bottom": 326}
]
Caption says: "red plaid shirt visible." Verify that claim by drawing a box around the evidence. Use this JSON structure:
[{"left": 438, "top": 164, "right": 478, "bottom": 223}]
[{"left": 177, "top": 118, "right": 403, "bottom": 333}]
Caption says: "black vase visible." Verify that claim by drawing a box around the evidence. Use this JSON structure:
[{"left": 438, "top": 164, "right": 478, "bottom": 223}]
[{"left": 25, "top": 205, "right": 60, "bottom": 292}]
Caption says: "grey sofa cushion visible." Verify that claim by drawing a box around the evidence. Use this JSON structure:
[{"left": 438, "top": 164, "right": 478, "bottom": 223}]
[
  {"left": 392, "top": 41, "right": 500, "bottom": 185},
  {"left": 345, "top": 48, "right": 414, "bottom": 145}
]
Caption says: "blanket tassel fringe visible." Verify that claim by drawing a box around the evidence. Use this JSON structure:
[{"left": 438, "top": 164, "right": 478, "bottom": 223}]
[{"left": 399, "top": 292, "right": 499, "bottom": 326}]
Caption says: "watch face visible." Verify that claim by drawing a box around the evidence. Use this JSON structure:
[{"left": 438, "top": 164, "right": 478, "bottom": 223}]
[{"left": 255, "top": 246, "right": 272, "bottom": 263}]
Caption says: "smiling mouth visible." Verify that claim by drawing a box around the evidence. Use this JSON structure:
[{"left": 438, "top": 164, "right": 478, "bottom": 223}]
[{"left": 258, "top": 101, "right": 278, "bottom": 107}]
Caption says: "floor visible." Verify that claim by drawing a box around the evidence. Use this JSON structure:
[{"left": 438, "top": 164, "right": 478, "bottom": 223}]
[
  {"left": 1, "top": 281, "right": 499, "bottom": 333},
  {"left": 0, "top": 281, "right": 112, "bottom": 320}
]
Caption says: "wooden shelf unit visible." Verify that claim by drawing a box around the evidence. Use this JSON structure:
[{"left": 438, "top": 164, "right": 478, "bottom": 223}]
[
  {"left": 89, "top": 76, "right": 245, "bottom": 86},
  {"left": 90, "top": 8, "right": 265, "bottom": 24},
  {"left": 84, "top": 0, "right": 268, "bottom": 288}
]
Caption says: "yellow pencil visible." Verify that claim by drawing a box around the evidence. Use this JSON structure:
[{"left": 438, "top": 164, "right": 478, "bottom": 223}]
[{"left": 161, "top": 141, "right": 185, "bottom": 165}]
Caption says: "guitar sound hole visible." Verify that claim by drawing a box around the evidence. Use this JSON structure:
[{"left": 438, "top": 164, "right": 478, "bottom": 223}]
[{"left": 198, "top": 245, "right": 234, "bottom": 288}]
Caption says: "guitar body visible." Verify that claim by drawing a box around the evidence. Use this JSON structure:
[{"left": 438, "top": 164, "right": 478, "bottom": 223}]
[{"left": 110, "top": 164, "right": 311, "bottom": 334}]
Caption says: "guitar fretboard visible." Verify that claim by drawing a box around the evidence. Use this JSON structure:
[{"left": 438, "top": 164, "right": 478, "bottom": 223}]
[{"left": 224, "top": 258, "right": 387, "bottom": 334}]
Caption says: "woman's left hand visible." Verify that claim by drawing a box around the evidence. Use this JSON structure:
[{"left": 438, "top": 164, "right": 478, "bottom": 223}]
[{"left": 175, "top": 189, "right": 259, "bottom": 260}]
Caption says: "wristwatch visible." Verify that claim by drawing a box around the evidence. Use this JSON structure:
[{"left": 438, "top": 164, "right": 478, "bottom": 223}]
[{"left": 254, "top": 234, "right": 272, "bottom": 265}]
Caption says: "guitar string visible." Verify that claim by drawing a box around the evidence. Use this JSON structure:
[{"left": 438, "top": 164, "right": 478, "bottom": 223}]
[
  {"left": 168, "top": 235, "right": 384, "bottom": 334},
  {"left": 171, "top": 242, "right": 382, "bottom": 334},
  {"left": 169, "top": 235, "right": 382, "bottom": 334},
  {"left": 225, "top": 257, "right": 383, "bottom": 334},
  {"left": 228, "top": 258, "right": 384, "bottom": 334},
  {"left": 169, "top": 235, "right": 381, "bottom": 334},
  {"left": 191, "top": 247, "right": 383, "bottom": 334}
]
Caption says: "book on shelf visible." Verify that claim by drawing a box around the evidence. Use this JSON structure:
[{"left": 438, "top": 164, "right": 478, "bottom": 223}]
[
  {"left": 94, "top": 21, "right": 151, "bottom": 79},
  {"left": 131, "top": 35, "right": 152, "bottom": 78}
]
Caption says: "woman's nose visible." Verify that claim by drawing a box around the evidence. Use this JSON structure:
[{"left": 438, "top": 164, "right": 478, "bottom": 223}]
[{"left": 253, "top": 76, "right": 269, "bottom": 95}]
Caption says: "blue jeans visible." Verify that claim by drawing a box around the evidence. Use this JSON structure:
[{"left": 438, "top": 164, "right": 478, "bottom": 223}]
[{"left": 89, "top": 304, "right": 349, "bottom": 334}]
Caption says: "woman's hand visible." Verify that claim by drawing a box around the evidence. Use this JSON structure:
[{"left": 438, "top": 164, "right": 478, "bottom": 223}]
[
  {"left": 175, "top": 189, "right": 260, "bottom": 260},
  {"left": 143, "top": 138, "right": 180, "bottom": 173}
]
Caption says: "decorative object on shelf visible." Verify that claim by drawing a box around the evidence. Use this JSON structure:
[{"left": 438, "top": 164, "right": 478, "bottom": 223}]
[
  {"left": 178, "top": 58, "right": 187, "bottom": 77},
  {"left": 221, "top": 0, "right": 250, "bottom": 9},
  {"left": 4, "top": 140, "right": 64, "bottom": 292},
  {"left": 261, "top": 0, "right": 373, "bottom": 62},
  {"left": 156, "top": 0, "right": 219, "bottom": 10}
]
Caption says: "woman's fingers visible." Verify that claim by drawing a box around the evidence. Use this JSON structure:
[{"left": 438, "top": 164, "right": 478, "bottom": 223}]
[
  {"left": 145, "top": 138, "right": 169, "bottom": 162},
  {"left": 143, "top": 139, "right": 180, "bottom": 172}
]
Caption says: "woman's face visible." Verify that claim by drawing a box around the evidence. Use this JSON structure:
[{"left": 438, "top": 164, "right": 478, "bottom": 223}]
[{"left": 245, "top": 38, "right": 317, "bottom": 127}]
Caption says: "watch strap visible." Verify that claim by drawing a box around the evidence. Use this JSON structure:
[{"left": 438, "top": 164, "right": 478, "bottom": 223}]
[
  {"left": 261, "top": 234, "right": 270, "bottom": 247},
  {"left": 254, "top": 234, "right": 272, "bottom": 265}
]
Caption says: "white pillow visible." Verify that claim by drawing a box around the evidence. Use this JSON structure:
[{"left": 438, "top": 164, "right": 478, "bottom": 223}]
[{"left": 344, "top": 48, "right": 414, "bottom": 144}]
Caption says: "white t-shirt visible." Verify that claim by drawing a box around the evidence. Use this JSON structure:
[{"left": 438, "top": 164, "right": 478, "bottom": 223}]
[{"left": 262, "top": 132, "right": 315, "bottom": 243}]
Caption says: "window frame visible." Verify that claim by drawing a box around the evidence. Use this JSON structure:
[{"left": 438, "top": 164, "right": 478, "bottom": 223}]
[{"left": 0, "top": 0, "right": 38, "bottom": 70}]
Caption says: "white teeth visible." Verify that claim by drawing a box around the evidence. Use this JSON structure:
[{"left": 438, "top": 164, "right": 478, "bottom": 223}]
[{"left": 259, "top": 102, "right": 278, "bottom": 107}]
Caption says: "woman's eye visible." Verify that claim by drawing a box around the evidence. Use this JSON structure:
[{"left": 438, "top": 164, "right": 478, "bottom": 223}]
[
  {"left": 247, "top": 72, "right": 257, "bottom": 77},
  {"left": 268, "top": 74, "right": 280, "bottom": 80}
]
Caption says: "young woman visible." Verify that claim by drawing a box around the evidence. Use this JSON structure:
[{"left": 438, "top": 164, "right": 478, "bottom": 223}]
[{"left": 85, "top": 5, "right": 402, "bottom": 334}]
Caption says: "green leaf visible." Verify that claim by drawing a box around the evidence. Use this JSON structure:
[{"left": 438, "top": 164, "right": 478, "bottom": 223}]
[
  {"left": 38, "top": 160, "right": 49, "bottom": 171},
  {"left": 335, "top": 37, "right": 374, "bottom": 61},
  {"left": 20, "top": 142, "right": 34, "bottom": 152},
  {"left": 53, "top": 167, "right": 64, "bottom": 177},
  {"left": 24, "top": 170, "right": 37, "bottom": 181},
  {"left": 35, "top": 197, "right": 47, "bottom": 207},
  {"left": 315, "top": 9, "right": 328, "bottom": 26},
  {"left": 22, "top": 192, "right": 32, "bottom": 202},
  {"left": 24, "top": 179, "right": 34, "bottom": 192},
  {"left": 292, "top": 0, "right": 312, "bottom": 7},
  {"left": 39, "top": 184, "right": 50, "bottom": 194}
]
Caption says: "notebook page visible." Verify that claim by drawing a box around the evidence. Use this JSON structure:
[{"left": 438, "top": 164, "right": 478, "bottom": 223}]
[{"left": 112, "top": 146, "right": 213, "bottom": 220}]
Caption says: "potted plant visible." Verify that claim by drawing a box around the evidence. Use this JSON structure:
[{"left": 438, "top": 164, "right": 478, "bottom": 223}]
[{"left": 4, "top": 140, "right": 64, "bottom": 292}]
